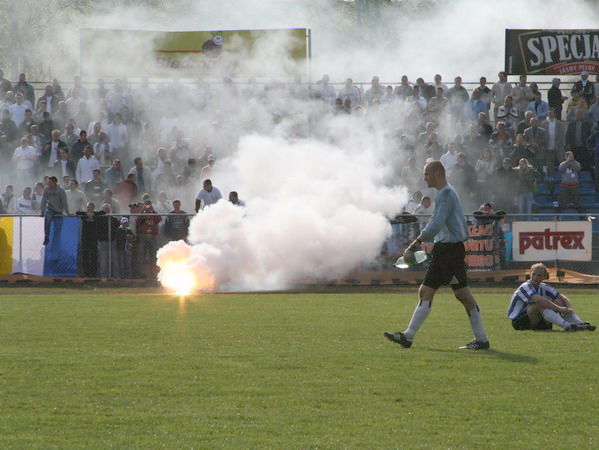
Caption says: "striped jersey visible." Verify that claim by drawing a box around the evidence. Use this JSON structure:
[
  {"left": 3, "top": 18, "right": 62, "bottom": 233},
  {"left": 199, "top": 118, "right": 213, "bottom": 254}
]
[{"left": 508, "top": 280, "right": 560, "bottom": 319}]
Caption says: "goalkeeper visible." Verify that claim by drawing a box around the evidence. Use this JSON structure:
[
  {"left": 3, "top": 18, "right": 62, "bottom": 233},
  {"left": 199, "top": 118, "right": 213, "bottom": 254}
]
[{"left": 384, "top": 161, "right": 490, "bottom": 350}]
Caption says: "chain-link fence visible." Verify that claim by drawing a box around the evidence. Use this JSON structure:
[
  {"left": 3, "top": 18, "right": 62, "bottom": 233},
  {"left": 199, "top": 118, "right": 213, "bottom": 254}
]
[{"left": 1, "top": 212, "right": 598, "bottom": 283}]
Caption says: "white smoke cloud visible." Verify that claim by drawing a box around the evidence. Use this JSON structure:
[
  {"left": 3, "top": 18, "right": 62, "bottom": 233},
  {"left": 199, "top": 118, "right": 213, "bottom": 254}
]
[{"left": 158, "top": 131, "right": 406, "bottom": 292}]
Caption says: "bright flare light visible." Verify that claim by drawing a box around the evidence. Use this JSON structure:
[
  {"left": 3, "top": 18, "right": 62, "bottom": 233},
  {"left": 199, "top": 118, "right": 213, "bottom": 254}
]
[{"left": 159, "top": 262, "right": 198, "bottom": 296}]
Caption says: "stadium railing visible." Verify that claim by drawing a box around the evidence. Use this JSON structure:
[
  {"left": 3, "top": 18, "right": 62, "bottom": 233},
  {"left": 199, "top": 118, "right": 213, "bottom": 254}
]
[
  {"left": 1, "top": 213, "right": 598, "bottom": 283},
  {"left": 385, "top": 213, "right": 599, "bottom": 283}
]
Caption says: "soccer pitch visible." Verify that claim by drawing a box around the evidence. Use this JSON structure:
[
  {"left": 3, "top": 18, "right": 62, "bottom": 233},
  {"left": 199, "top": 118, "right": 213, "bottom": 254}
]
[{"left": 1, "top": 286, "right": 597, "bottom": 448}]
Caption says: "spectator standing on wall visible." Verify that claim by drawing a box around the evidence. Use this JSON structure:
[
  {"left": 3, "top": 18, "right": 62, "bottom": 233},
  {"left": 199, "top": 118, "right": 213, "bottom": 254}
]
[{"left": 39, "top": 176, "right": 69, "bottom": 246}]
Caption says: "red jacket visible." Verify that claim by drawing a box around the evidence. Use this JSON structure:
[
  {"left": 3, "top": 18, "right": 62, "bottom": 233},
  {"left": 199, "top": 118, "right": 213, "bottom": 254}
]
[{"left": 136, "top": 210, "right": 162, "bottom": 236}]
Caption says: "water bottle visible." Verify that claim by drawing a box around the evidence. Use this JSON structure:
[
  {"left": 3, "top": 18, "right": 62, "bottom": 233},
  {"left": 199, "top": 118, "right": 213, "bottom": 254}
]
[{"left": 394, "top": 250, "right": 428, "bottom": 269}]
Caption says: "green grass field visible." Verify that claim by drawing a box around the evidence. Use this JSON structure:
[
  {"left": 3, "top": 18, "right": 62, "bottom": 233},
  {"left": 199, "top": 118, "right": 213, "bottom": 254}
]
[{"left": 1, "top": 286, "right": 597, "bottom": 448}]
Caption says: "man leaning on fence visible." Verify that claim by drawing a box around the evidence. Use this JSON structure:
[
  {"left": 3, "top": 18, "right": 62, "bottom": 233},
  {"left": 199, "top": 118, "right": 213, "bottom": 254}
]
[{"left": 39, "top": 176, "right": 69, "bottom": 246}]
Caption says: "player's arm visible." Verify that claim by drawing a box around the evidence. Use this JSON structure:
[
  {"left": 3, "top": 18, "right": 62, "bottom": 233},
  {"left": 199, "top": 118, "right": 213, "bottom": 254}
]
[
  {"left": 529, "top": 294, "right": 569, "bottom": 314},
  {"left": 555, "top": 293, "right": 573, "bottom": 311}
]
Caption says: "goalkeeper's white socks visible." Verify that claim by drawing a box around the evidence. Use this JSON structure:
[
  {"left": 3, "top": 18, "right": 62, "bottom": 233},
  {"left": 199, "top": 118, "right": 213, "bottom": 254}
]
[
  {"left": 561, "top": 311, "right": 582, "bottom": 325},
  {"left": 404, "top": 299, "right": 432, "bottom": 340},
  {"left": 467, "top": 306, "right": 488, "bottom": 342},
  {"left": 542, "top": 309, "right": 570, "bottom": 329}
]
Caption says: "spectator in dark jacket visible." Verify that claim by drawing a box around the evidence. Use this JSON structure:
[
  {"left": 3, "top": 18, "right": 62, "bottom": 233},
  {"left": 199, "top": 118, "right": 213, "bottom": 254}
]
[
  {"left": 547, "top": 78, "right": 568, "bottom": 120},
  {"left": 565, "top": 109, "right": 593, "bottom": 170},
  {"left": 164, "top": 199, "right": 189, "bottom": 241},
  {"left": 493, "top": 158, "right": 516, "bottom": 213},
  {"left": 115, "top": 217, "right": 135, "bottom": 278},
  {"left": 450, "top": 152, "right": 478, "bottom": 212}
]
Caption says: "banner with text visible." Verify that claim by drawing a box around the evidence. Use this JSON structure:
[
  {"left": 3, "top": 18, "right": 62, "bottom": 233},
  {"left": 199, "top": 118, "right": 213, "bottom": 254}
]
[
  {"left": 80, "top": 28, "right": 308, "bottom": 78},
  {"left": 512, "top": 221, "right": 592, "bottom": 261},
  {"left": 505, "top": 29, "right": 599, "bottom": 75},
  {"left": 387, "top": 218, "right": 503, "bottom": 271}
]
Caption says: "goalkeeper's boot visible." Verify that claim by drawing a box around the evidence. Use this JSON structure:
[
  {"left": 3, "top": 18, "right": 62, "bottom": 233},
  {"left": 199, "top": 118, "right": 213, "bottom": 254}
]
[
  {"left": 459, "top": 339, "right": 490, "bottom": 350},
  {"left": 384, "top": 331, "right": 412, "bottom": 348}
]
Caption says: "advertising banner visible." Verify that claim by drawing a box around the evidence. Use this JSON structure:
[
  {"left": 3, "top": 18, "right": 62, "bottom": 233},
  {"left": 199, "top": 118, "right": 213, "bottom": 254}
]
[
  {"left": 511, "top": 221, "right": 592, "bottom": 261},
  {"left": 505, "top": 29, "right": 599, "bottom": 75},
  {"left": 80, "top": 28, "right": 308, "bottom": 78},
  {"left": 386, "top": 218, "right": 503, "bottom": 271}
]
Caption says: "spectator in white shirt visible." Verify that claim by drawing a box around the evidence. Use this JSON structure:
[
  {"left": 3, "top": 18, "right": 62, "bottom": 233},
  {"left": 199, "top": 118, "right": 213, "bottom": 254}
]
[
  {"left": 195, "top": 179, "right": 222, "bottom": 212},
  {"left": 159, "top": 109, "right": 182, "bottom": 145},
  {"left": 66, "top": 179, "right": 87, "bottom": 213},
  {"left": 76, "top": 145, "right": 100, "bottom": 184},
  {"left": 105, "top": 78, "right": 133, "bottom": 117},
  {"left": 65, "top": 87, "right": 85, "bottom": 113},
  {"left": 13, "top": 137, "right": 38, "bottom": 174},
  {"left": 66, "top": 76, "right": 89, "bottom": 101},
  {"left": 14, "top": 187, "right": 37, "bottom": 214},
  {"left": 315, "top": 74, "right": 336, "bottom": 105},
  {"left": 440, "top": 142, "right": 459, "bottom": 178},
  {"left": 337, "top": 78, "right": 361, "bottom": 107},
  {"left": 9, "top": 92, "right": 28, "bottom": 127},
  {"left": 105, "top": 113, "right": 128, "bottom": 157}
]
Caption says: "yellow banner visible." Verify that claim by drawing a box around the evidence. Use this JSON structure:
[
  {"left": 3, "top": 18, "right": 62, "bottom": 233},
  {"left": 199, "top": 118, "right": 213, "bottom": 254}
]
[
  {"left": 80, "top": 28, "right": 308, "bottom": 78},
  {"left": 0, "top": 217, "right": 13, "bottom": 276}
]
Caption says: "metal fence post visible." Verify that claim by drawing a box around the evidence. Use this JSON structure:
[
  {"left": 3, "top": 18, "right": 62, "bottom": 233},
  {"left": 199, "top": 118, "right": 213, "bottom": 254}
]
[{"left": 108, "top": 213, "right": 112, "bottom": 279}]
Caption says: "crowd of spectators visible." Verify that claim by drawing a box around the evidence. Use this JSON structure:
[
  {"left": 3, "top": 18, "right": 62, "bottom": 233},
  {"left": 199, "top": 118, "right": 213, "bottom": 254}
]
[{"left": 1, "top": 69, "right": 599, "bottom": 278}]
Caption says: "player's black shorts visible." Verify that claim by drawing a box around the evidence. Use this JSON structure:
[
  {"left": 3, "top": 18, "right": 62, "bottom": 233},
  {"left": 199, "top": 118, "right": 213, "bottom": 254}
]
[
  {"left": 511, "top": 311, "right": 553, "bottom": 330},
  {"left": 423, "top": 242, "right": 468, "bottom": 291}
]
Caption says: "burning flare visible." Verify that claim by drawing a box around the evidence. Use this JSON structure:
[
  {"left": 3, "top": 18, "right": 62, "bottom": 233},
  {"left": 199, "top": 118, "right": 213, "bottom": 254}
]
[
  {"left": 159, "top": 262, "right": 199, "bottom": 296},
  {"left": 156, "top": 240, "right": 217, "bottom": 295}
]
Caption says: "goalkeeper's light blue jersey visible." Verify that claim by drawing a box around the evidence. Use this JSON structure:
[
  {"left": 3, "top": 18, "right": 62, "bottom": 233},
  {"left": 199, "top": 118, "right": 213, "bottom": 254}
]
[{"left": 419, "top": 184, "right": 468, "bottom": 244}]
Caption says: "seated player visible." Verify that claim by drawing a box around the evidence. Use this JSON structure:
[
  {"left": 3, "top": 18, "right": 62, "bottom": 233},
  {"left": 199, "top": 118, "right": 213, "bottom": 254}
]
[{"left": 508, "top": 263, "right": 596, "bottom": 331}]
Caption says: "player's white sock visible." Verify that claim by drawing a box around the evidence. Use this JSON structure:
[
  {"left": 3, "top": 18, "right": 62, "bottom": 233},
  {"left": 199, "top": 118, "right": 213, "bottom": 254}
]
[
  {"left": 404, "top": 299, "right": 432, "bottom": 340},
  {"left": 561, "top": 312, "right": 583, "bottom": 325},
  {"left": 542, "top": 309, "right": 570, "bottom": 329},
  {"left": 467, "top": 306, "right": 488, "bottom": 342}
]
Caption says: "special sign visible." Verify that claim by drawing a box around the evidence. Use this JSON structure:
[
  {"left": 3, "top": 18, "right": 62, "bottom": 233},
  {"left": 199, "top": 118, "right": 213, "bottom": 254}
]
[
  {"left": 512, "top": 221, "right": 592, "bottom": 261},
  {"left": 505, "top": 29, "right": 599, "bottom": 75}
]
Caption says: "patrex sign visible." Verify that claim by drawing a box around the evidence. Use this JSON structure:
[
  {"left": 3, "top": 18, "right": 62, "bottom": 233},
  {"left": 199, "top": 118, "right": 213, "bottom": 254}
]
[{"left": 512, "top": 221, "right": 592, "bottom": 261}]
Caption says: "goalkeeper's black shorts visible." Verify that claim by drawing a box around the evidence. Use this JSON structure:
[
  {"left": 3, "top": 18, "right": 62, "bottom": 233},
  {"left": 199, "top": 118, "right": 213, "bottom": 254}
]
[{"left": 423, "top": 242, "right": 468, "bottom": 291}]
